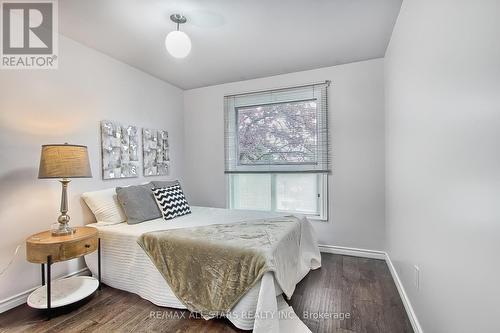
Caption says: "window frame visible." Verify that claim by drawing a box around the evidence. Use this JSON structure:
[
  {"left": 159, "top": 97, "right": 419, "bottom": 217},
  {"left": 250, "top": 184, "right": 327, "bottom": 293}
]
[
  {"left": 227, "top": 173, "right": 329, "bottom": 221},
  {"left": 224, "top": 81, "right": 331, "bottom": 222}
]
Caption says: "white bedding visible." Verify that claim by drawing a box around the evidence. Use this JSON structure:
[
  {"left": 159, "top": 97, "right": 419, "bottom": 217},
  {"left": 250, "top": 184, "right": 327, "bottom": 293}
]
[{"left": 85, "top": 206, "right": 321, "bottom": 332}]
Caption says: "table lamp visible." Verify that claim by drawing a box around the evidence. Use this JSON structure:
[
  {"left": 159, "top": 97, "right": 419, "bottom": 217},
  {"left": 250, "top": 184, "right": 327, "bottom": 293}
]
[{"left": 38, "top": 143, "right": 92, "bottom": 236}]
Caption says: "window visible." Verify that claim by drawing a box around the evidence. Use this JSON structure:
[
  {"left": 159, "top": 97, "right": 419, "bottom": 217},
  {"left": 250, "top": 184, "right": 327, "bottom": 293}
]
[
  {"left": 229, "top": 173, "right": 328, "bottom": 219},
  {"left": 225, "top": 82, "right": 330, "bottom": 220},
  {"left": 237, "top": 100, "right": 318, "bottom": 165}
]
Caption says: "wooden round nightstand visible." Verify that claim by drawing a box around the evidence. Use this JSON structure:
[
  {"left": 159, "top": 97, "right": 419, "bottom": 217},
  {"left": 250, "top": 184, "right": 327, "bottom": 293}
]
[{"left": 26, "top": 226, "right": 101, "bottom": 318}]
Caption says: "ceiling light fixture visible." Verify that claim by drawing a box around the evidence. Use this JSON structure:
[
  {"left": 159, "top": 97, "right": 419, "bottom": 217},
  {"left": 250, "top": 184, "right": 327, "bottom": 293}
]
[{"left": 165, "top": 14, "right": 191, "bottom": 59}]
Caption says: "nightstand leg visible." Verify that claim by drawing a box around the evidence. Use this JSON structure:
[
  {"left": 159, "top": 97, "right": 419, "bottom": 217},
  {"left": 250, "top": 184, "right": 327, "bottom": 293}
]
[
  {"left": 47, "top": 255, "right": 52, "bottom": 320},
  {"left": 98, "top": 238, "right": 101, "bottom": 290},
  {"left": 41, "top": 264, "right": 45, "bottom": 286}
]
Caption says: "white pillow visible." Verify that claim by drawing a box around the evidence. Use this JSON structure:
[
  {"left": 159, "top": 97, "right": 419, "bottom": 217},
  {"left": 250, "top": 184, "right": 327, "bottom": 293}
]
[{"left": 82, "top": 188, "right": 126, "bottom": 224}]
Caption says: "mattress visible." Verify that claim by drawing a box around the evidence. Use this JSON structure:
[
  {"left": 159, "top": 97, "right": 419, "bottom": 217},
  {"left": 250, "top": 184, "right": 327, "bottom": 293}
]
[{"left": 84, "top": 206, "right": 289, "bottom": 330}]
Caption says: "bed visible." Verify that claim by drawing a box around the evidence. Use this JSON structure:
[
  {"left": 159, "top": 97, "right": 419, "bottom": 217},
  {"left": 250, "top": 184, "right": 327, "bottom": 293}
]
[{"left": 84, "top": 206, "right": 321, "bottom": 332}]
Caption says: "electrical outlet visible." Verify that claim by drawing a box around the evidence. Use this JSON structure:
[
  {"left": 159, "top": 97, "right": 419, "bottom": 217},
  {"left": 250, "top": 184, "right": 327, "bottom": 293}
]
[{"left": 414, "top": 265, "right": 420, "bottom": 291}]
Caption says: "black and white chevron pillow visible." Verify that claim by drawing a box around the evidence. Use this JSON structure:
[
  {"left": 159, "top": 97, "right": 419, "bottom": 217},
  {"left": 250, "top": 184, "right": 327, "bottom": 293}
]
[{"left": 152, "top": 184, "right": 191, "bottom": 220}]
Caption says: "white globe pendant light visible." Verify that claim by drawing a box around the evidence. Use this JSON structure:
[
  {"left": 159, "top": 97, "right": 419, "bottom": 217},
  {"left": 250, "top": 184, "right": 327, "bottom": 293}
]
[{"left": 165, "top": 14, "right": 191, "bottom": 59}]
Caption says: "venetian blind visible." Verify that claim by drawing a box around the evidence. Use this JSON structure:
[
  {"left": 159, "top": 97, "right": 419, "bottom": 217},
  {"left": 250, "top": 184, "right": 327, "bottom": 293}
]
[{"left": 224, "top": 81, "right": 330, "bottom": 173}]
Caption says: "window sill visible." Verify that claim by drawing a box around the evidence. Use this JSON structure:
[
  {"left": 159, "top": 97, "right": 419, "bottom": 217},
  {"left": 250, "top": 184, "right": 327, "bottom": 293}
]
[
  {"left": 307, "top": 215, "right": 328, "bottom": 222},
  {"left": 285, "top": 212, "right": 328, "bottom": 222}
]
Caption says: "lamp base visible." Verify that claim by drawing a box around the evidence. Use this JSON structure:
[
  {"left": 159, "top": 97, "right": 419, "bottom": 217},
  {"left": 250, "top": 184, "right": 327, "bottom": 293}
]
[
  {"left": 51, "top": 224, "right": 75, "bottom": 236},
  {"left": 54, "top": 179, "right": 73, "bottom": 236}
]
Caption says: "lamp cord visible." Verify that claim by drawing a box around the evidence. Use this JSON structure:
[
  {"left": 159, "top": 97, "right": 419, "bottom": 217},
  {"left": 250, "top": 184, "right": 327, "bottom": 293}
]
[{"left": 0, "top": 245, "right": 21, "bottom": 276}]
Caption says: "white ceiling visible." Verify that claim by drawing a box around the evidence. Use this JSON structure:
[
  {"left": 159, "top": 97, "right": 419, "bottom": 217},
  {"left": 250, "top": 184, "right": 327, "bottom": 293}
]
[{"left": 59, "top": 0, "right": 402, "bottom": 90}]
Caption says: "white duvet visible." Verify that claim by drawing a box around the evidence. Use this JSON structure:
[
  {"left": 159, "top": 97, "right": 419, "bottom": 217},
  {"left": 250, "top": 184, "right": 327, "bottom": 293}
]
[{"left": 85, "top": 206, "right": 321, "bottom": 332}]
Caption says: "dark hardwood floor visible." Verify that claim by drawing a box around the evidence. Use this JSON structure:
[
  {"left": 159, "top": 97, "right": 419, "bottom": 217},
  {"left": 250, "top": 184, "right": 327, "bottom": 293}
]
[
  {"left": 0, "top": 253, "right": 413, "bottom": 333},
  {"left": 289, "top": 254, "right": 413, "bottom": 333}
]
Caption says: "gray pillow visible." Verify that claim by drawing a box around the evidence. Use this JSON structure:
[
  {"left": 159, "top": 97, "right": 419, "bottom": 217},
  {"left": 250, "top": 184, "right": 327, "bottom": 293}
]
[
  {"left": 151, "top": 180, "right": 179, "bottom": 189},
  {"left": 116, "top": 183, "right": 161, "bottom": 224}
]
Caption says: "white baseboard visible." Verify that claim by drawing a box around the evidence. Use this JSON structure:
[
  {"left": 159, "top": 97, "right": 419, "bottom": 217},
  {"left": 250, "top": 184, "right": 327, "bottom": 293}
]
[
  {"left": 319, "top": 244, "right": 386, "bottom": 260},
  {"left": 0, "top": 267, "right": 90, "bottom": 314},
  {"left": 319, "top": 245, "right": 423, "bottom": 333},
  {"left": 385, "top": 253, "right": 423, "bottom": 333}
]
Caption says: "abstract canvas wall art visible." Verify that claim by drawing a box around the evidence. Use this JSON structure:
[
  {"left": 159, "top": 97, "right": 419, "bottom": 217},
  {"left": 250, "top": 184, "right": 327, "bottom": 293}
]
[
  {"left": 100, "top": 120, "right": 139, "bottom": 179},
  {"left": 142, "top": 128, "right": 170, "bottom": 176}
]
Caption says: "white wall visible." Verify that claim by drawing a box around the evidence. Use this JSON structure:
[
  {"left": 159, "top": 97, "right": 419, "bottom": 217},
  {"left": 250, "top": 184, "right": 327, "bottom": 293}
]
[
  {"left": 0, "top": 36, "right": 184, "bottom": 303},
  {"left": 183, "top": 59, "right": 386, "bottom": 250},
  {"left": 385, "top": 1, "right": 500, "bottom": 332}
]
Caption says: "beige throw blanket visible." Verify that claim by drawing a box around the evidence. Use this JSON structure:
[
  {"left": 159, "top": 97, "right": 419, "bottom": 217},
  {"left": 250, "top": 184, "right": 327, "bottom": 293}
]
[{"left": 137, "top": 216, "right": 303, "bottom": 318}]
